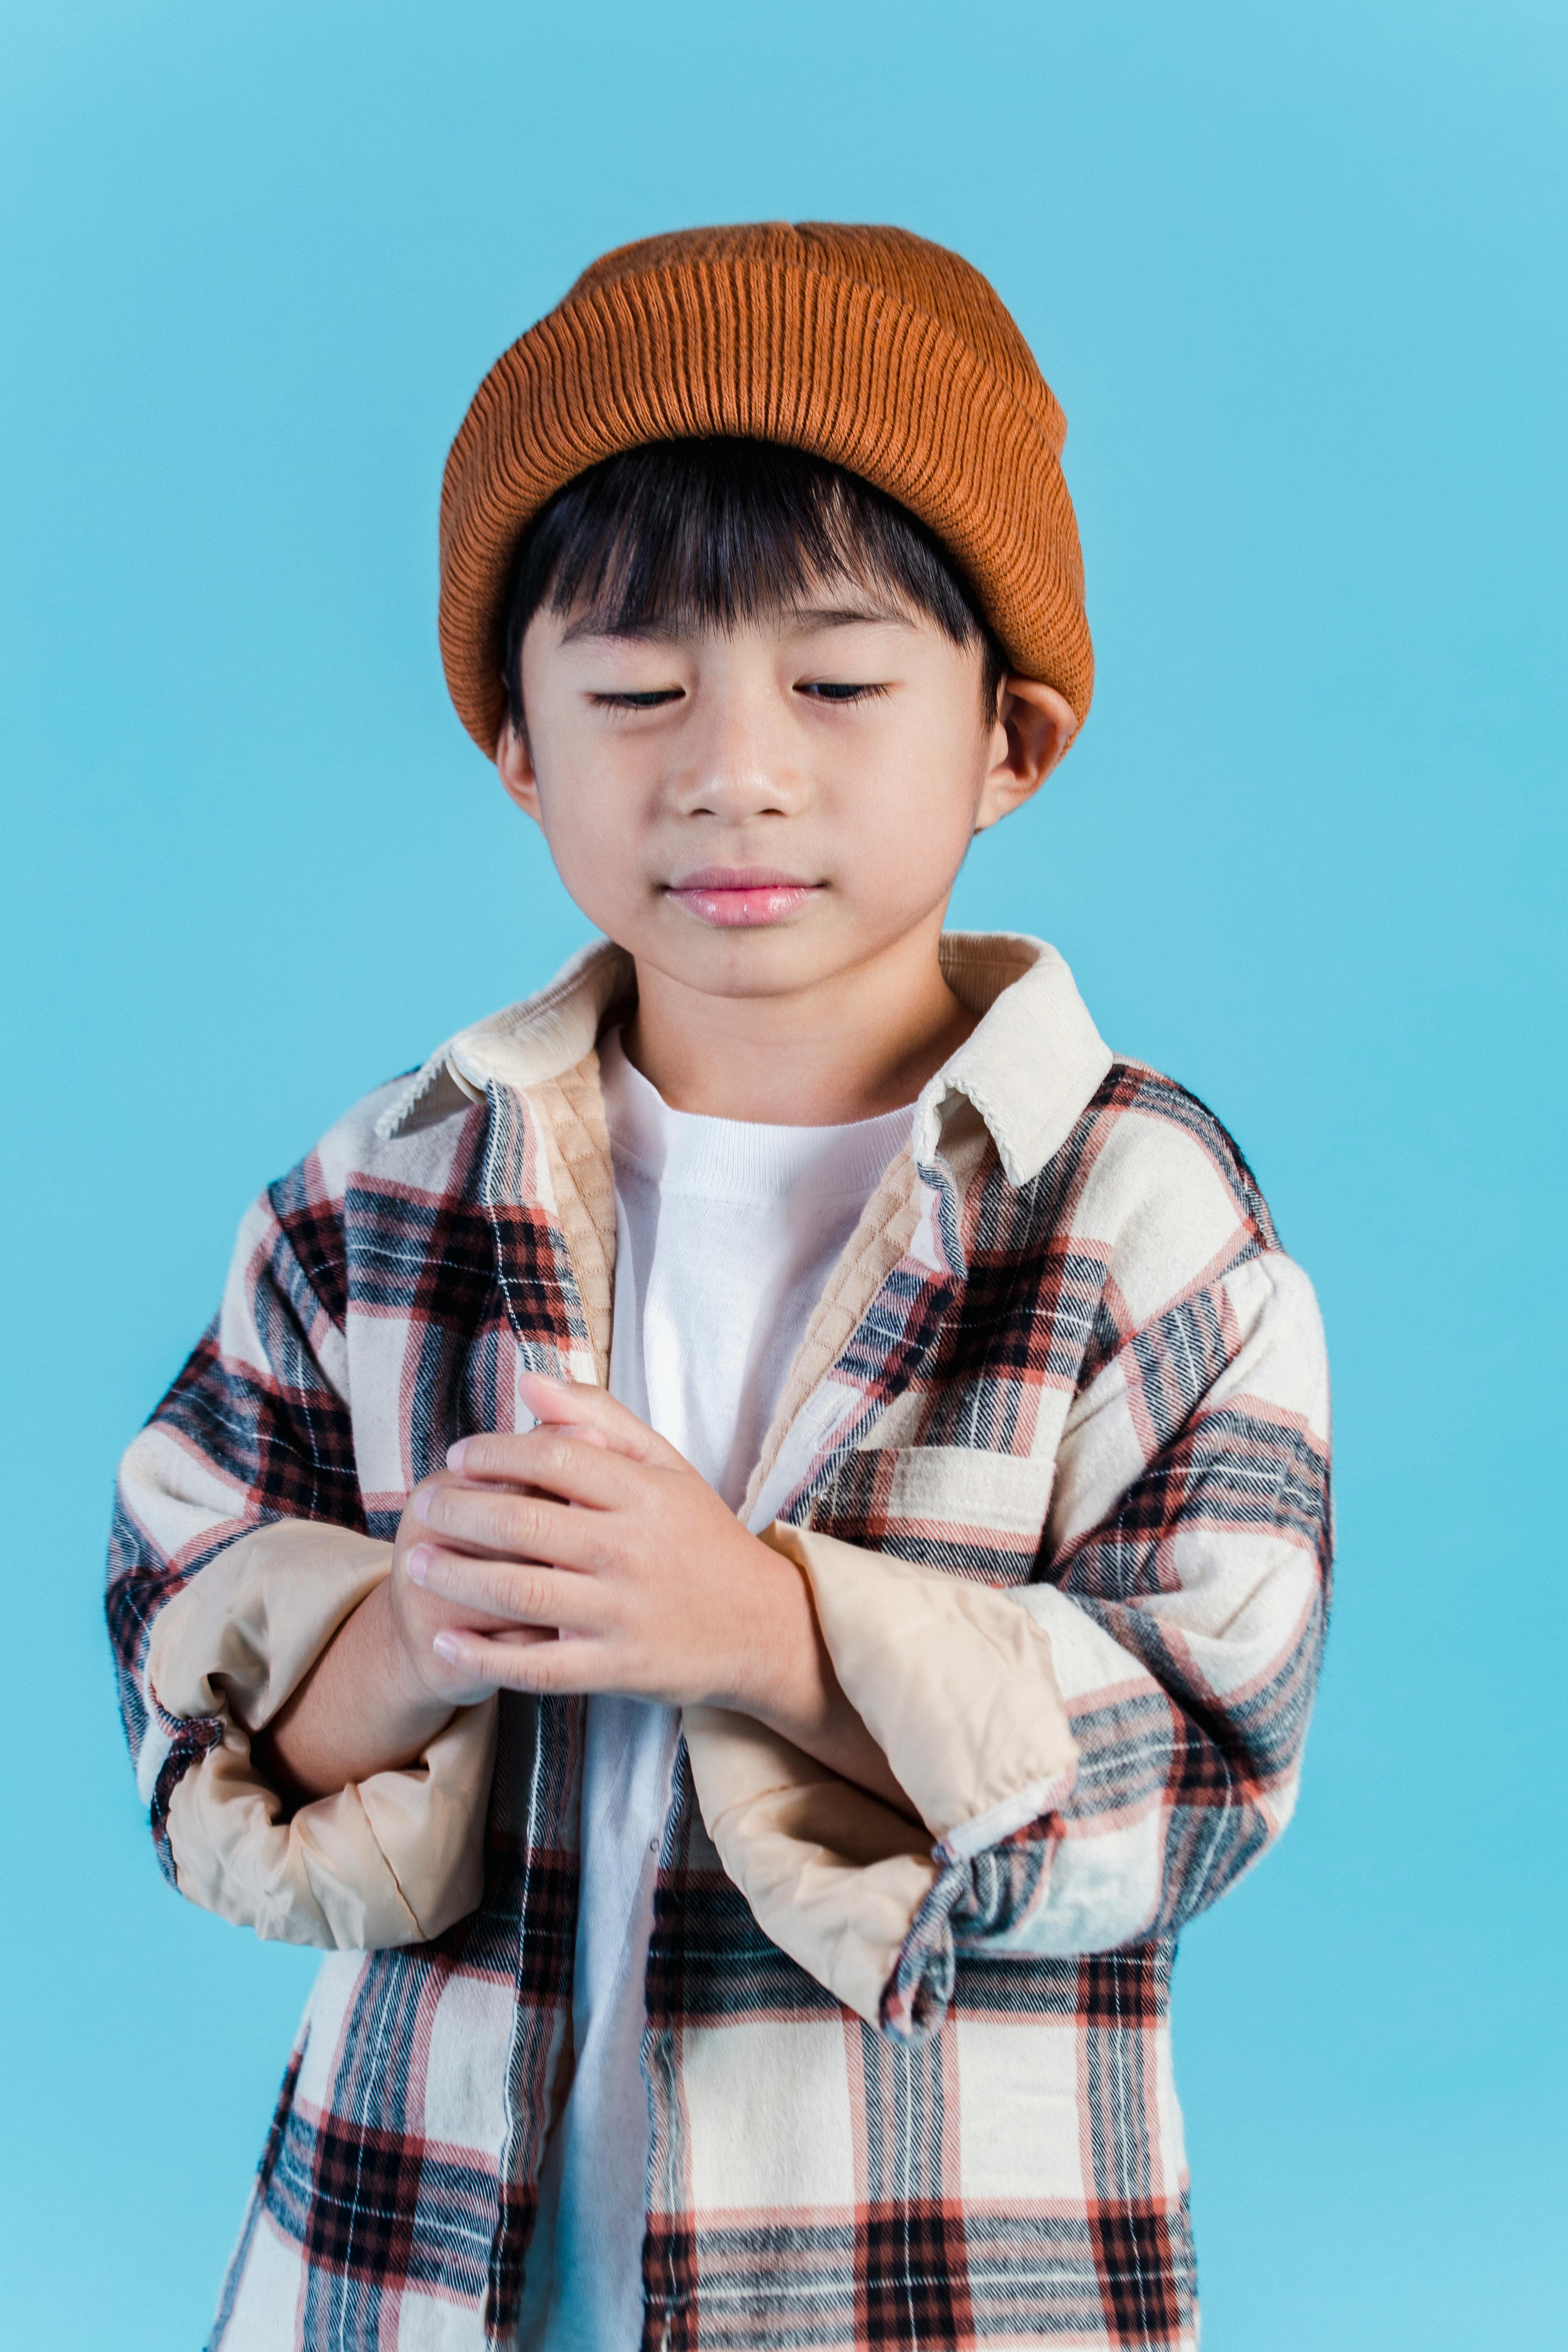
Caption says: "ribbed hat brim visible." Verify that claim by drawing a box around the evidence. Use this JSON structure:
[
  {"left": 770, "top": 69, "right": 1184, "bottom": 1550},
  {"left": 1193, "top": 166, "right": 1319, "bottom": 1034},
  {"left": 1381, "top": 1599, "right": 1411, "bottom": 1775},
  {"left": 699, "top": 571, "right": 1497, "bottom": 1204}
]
[{"left": 439, "top": 243, "right": 1093, "bottom": 752}]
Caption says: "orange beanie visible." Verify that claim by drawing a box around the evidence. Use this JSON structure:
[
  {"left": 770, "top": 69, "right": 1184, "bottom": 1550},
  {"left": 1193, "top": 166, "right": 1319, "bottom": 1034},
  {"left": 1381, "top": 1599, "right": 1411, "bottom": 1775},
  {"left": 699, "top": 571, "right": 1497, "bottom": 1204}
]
[{"left": 439, "top": 221, "right": 1092, "bottom": 753}]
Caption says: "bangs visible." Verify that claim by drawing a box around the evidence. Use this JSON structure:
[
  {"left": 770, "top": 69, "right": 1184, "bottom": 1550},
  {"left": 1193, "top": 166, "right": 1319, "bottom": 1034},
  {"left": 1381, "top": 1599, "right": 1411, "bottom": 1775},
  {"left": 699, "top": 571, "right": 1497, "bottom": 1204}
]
[{"left": 502, "top": 438, "right": 1003, "bottom": 723}]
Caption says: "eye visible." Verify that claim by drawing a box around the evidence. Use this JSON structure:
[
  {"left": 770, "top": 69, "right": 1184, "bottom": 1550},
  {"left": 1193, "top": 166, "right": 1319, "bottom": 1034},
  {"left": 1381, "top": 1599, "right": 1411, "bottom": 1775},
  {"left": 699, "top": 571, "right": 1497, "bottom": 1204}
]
[
  {"left": 796, "top": 680, "right": 891, "bottom": 703},
  {"left": 590, "top": 688, "right": 685, "bottom": 710}
]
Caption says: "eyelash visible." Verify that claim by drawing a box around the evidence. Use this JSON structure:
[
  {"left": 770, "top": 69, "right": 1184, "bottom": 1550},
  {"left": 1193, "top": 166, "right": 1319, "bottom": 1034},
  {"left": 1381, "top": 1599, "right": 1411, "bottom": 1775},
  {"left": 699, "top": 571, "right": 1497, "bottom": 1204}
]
[{"left": 589, "top": 682, "right": 890, "bottom": 710}]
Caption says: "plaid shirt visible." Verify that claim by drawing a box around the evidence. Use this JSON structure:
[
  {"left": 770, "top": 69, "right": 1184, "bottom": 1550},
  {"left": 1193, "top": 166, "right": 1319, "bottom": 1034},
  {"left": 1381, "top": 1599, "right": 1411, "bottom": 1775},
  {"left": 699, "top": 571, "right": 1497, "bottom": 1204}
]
[{"left": 107, "top": 934, "right": 1331, "bottom": 2351}]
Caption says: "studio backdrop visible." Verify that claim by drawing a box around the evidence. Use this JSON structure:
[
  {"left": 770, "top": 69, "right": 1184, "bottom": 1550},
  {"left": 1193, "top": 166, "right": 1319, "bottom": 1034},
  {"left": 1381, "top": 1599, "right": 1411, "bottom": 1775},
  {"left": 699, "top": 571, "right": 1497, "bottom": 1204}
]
[{"left": 1, "top": 4, "right": 1562, "bottom": 2347}]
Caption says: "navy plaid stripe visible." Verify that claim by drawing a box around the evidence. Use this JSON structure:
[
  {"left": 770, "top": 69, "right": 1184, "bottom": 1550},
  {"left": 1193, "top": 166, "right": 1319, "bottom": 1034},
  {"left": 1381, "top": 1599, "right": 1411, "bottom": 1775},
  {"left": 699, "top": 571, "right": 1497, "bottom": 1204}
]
[
  {"left": 1089, "top": 2203, "right": 1189, "bottom": 2348},
  {"left": 148, "top": 1714, "right": 224, "bottom": 1886},
  {"left": 482, "top": 1084, "right": 590, "bottom": 1359},
  {"left": 647, "top": 1878, "right": 843, "bottom": 2022},
  {"left": 805, "top": 1446, "right": 1040, "bottom": 1586},
  {"left": 639, "top": 2204, "right": 1196, "bottom": 2346},
  {"left": 265, "top": 2111, "right": 501, "bottom": 2296},
  {"left": 268, "top": 1163, "right": 353, "bottom": 1327},
  {"left": 856, "top": 2203, "right": 975, "bottom": 2346},
  {"left": 1058, "top": 1412, "right": 1331, "bottom": 1599},
  {"left": 160, "top": 1330, "right": 363, "bottom": 1527}
]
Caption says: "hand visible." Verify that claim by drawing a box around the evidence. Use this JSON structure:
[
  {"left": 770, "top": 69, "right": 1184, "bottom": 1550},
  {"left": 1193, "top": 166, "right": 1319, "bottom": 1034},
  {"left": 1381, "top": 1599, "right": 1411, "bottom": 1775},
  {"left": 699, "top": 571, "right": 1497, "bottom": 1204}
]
[
  {"left": 253, "top": 1399, "right": 629, "bottom": 1804},
  {"left": 385, "top": 1457, "right": 571, "bottom": 1709},
  {"left": 404, "top": 1374, "right": 806, "bottom": 1715},
  {"left": 263, "top": 1374, "right": 913, "bottom": 1817}
]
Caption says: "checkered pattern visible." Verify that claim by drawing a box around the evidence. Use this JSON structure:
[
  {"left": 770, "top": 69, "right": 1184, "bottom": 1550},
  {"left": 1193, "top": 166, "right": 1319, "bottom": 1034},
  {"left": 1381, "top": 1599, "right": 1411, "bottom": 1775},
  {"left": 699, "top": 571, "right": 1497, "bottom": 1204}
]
[{"left": 107, "top": 938, "right": 1330, "bottom": 2349}]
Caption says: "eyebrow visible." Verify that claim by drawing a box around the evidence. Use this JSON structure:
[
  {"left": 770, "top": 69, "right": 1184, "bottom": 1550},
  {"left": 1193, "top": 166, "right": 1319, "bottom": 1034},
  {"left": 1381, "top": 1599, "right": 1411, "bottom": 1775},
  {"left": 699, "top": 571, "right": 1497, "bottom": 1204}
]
[
  {"left": 559, "top": 601, "right": 917, "bottom": 647},
  {"left": 793, "top": 603, "right": 917, "bottom": 633}
]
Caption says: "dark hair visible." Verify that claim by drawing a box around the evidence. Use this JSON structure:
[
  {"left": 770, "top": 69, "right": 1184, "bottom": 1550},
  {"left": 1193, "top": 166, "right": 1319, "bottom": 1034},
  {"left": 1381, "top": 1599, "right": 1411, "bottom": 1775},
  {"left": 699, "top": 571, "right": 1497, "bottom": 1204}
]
[{"left": 501, "top": 437, "right": 1007, "bottom": 732}]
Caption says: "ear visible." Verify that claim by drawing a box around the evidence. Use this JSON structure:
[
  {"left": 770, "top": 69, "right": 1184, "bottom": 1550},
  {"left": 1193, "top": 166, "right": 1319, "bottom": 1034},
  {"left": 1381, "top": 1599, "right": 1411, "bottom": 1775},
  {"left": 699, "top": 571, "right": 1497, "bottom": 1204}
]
[
  {"left": 973, "top": 678, "right": 1079, "bottom": 833},
  {"left": 495, "top": 713, "right": 544, "bottom": 824}
]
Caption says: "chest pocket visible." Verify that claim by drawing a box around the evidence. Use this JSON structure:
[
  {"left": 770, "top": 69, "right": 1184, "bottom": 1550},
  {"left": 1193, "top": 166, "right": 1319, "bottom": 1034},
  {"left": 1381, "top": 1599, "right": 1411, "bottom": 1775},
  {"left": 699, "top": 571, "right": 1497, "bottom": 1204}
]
[{"left": 800, "top": 1444, "right": 1057, "bottom": 1588}]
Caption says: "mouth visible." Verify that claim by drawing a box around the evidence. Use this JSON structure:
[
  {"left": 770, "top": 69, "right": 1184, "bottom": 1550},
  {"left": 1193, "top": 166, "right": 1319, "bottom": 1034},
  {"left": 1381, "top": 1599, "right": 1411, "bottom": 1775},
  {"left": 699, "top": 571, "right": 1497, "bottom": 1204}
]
[{"left": 664, "top": 866, "right": 823, "bottom": 929}]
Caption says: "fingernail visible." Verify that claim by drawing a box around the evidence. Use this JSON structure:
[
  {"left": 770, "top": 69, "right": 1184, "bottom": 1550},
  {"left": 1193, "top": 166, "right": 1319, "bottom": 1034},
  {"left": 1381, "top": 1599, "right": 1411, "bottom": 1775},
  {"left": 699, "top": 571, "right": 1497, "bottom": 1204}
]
[
  {"left": 445, "top": 1439, "right": 469, "bottom": 1471},
  {"left": 432, "top": 1631, "right": 463, "bottom": 1662},
  {"left": 413, "top": 1488, "right": 435, "bottom": 1523},
  {"left": 406, "top": 1545, "right": 432, "bottom": 1586}
]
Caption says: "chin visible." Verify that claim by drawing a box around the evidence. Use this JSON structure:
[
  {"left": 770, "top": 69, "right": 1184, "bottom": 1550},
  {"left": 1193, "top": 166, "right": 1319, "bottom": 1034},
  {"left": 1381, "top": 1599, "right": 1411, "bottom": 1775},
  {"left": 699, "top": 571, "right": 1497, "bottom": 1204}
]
[{"left": 646, "top": 926, "right": 844, "bottom": 1000}]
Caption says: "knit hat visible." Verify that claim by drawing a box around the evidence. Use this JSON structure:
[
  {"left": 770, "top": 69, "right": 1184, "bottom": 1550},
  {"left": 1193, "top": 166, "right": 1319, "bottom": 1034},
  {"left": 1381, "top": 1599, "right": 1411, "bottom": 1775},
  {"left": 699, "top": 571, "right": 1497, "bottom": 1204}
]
[{"left": 439, "top": 221, "right": 1091, "bottom": 753}]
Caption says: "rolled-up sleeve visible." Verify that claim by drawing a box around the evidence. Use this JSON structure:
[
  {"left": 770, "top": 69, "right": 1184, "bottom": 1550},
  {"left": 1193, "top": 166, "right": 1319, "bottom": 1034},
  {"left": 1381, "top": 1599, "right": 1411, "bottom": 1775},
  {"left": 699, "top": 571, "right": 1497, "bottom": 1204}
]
[
  {"left": 684, "top": 1530, "right": 1076, "bottom": 2027},
  {"left": 107, "top": 1166, "right": 497, "bottom": 1950},
  {"left": 687, "top": 1249, "right": 1330, "bottom": 2043}
]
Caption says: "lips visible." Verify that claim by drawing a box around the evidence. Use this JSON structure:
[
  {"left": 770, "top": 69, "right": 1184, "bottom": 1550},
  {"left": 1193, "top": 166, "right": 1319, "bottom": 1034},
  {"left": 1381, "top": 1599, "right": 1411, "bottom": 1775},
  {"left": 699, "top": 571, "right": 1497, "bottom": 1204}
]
[{"left": 665, "top": 866, "right": 822, "bottom": 928}]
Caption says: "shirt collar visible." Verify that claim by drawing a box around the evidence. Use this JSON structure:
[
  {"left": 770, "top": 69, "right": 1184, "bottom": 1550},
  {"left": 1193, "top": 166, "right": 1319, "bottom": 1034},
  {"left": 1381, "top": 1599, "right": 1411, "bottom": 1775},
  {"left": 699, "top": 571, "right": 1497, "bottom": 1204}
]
[
  {"left": 377, "top": 931, "right": 1111, "bottom": 1190},
  {"left": 919, "top": 933, "right": 1114, "bottom": 1187}
]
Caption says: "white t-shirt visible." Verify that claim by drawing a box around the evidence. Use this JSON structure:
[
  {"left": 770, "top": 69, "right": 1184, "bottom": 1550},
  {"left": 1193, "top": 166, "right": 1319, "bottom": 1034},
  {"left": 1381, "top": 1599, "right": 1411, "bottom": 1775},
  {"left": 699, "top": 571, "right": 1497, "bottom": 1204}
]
[{"left": 515, "top": 1029, "right": 913, "bottom": 2351}]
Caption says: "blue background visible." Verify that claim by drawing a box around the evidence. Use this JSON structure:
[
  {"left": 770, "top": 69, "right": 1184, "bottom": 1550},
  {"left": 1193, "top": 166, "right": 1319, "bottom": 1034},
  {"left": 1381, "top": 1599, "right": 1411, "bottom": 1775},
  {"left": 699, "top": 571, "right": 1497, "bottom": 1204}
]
[{"left": 2, "top": 4, "right": 1563, "bottom": 2343}]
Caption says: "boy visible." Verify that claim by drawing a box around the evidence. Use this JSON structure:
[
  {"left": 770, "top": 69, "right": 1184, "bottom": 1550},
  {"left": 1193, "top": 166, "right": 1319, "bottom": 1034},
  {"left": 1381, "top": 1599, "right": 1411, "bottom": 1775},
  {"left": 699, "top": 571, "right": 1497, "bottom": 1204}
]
[{"left": 109, "top": 222, "right": 1330, "bottom": 2351}]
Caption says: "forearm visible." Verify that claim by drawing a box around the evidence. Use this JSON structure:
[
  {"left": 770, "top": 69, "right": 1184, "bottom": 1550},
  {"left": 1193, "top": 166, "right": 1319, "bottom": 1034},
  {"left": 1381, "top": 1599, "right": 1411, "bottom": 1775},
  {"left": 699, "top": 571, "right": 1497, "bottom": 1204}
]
[{"left": 254, "top": 1579, "right": 457, "bottom": 1805}]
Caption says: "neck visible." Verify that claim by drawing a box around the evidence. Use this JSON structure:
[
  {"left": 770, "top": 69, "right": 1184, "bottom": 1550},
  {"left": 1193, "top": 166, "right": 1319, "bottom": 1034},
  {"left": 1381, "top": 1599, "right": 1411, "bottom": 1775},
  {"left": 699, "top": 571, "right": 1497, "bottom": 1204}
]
[{"left": 620, "top": 915, "right": 976, "bottom": 1125}]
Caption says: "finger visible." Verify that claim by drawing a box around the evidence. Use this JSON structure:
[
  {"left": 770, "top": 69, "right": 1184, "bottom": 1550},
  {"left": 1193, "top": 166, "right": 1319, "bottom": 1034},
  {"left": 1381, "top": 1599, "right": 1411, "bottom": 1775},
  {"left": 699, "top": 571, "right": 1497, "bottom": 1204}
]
[
  {"left": 411, "top": 1468, "right": 601, "bottom": 1561},
  {"left": 441, "top": 1424, "right": 610, "bottom": 1484},
  {"left": 408, "top": 1589, "right": 535, "bottom": 1637},
  {"left": 406, "top": 1543, "right": 609, "bottom": 1634},
  {"left": 514, "top": 1375, "right": 690, "bottom": 1471},
  {"left": 413, "top": 1477, "right": 617, "bottom": 1566},
  {"left": 431, "top": 1626, "right": 618, "bottom": 1697},
  {"left": 405, "top": 1467, "right": 547, "bottom": 1553},
  {"left": 441, "top": 1430, "right": 645, "bottom": 1512},
  {"left": 419, "top": 1621, "right": 555, "bottom": 1704}
]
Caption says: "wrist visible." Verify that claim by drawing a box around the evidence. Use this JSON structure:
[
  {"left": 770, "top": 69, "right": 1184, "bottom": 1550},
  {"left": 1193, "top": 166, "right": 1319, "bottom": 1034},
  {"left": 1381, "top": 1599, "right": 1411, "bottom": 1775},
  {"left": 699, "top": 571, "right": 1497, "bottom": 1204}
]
[
  {"left": 725, "top": 1538, "right": 829, "bottom": 1738},
  {"left": 365, "top": 1579, "right": 461, "bottom": 1744},
  {"left": 256, "top": 1576, "right": 458, "bottom": 1807}
]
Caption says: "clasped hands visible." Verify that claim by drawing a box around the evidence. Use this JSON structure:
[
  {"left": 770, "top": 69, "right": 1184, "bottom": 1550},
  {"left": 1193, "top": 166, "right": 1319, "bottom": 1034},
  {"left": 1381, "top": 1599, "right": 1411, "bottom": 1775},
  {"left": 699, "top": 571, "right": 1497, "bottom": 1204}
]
[
  {"left": 390, "top": 1371, "right": 813, "bottom": 1723},
  {"left": 262, "top": 1371, "right": 911, "bottom": 1817}
]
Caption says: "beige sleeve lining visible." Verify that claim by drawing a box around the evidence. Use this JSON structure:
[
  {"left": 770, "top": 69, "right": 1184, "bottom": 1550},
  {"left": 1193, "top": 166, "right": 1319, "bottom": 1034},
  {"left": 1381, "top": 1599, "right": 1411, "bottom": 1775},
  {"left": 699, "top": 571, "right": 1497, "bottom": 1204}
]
[
  {"left": 684, "top": 1525, "right": 1077, "bottom": 2023},
  {"left": 683, "top": 1705, "right": 938, "bottom": 2027},
  {"left": 533, "top": 1052, "right": 619, "bottom": 1388},
  {"left": 149, "top": 1518, "right": 497, "bottom": 1950}
]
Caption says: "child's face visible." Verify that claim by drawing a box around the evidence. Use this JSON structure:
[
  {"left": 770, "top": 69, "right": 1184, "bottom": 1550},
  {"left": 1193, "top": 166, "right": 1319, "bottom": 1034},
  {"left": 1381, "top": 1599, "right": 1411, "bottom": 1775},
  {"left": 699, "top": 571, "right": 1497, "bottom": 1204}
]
[{"left": 497, "top": 586, "right": 1074, "bottom": 1003}]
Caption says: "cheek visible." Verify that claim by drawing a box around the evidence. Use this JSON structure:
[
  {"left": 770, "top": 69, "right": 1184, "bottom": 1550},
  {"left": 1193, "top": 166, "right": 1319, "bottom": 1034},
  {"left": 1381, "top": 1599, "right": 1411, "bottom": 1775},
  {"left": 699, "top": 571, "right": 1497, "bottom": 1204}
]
[
  {"left": 563, "top": 837, "right": 641, "bottom": 924},
  {"left": 531, "top": 767, "right": 649, "bottom": 924},
  {"left": 834, "top": 733, "right": 984, "bottom": 898},
  {"left": 512, "top": 677, "right": 648, "bottom": 907}
]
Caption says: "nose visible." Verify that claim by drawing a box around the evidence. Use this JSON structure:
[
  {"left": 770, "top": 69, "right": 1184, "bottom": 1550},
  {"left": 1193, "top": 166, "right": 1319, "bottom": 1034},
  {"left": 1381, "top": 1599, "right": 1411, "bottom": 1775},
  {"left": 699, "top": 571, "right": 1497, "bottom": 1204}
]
[{"left": 672, "top": 675, "right": 806, "bottom": 822}]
